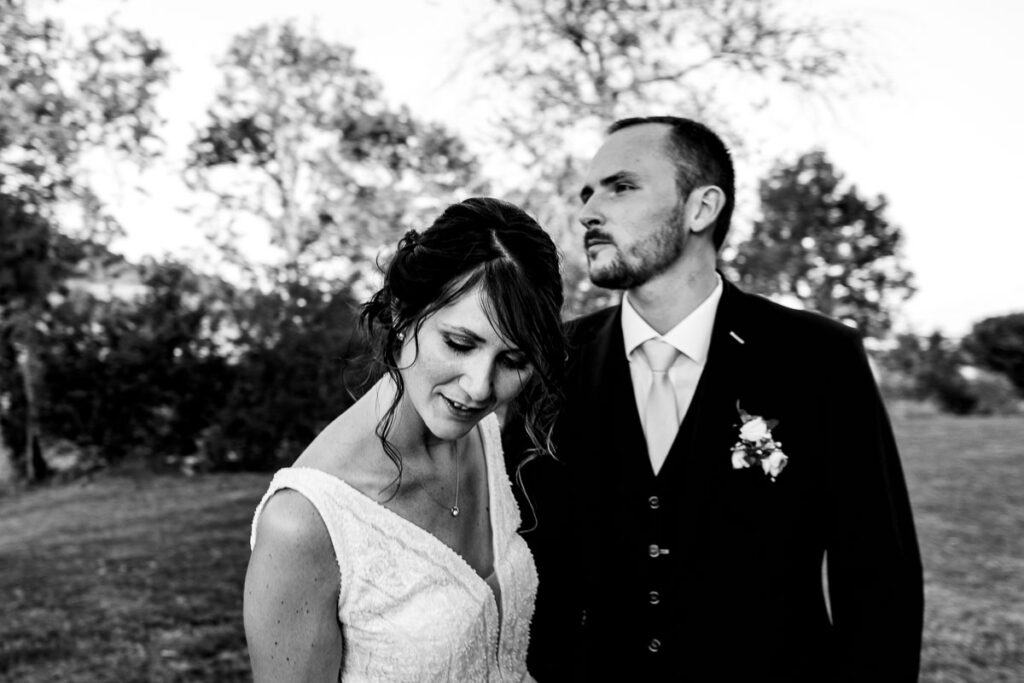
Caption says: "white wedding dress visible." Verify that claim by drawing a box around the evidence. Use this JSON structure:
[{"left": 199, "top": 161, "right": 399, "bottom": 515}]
[{"left": 250, "top": 414, "right": 537, "bottom": 682}]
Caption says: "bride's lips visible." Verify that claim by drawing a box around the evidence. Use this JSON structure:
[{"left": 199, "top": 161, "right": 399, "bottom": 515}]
[{"left": 441, "top": 395, "right": 488, "bottom": 421}]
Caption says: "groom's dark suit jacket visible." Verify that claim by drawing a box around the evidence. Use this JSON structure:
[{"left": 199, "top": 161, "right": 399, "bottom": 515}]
[{"left": 508, "top": 279, "right": 924, "bottom": 682}]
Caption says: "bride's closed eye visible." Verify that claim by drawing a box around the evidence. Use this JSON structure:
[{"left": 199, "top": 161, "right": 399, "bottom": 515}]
[
  {"left": 443, "top": 335, "right": 474, "bottom": 354},
  {"left": 443, "top": 335, "right": 531, "bottom": 372}
]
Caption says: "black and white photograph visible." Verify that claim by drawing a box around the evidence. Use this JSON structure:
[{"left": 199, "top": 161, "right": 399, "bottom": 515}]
[{"left": 1, "top": 0, "right": 1022, "bottom": 681}]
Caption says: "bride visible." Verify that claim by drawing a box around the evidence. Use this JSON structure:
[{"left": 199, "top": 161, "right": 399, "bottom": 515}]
[{"left": 244, "top": 197, "right": 565, "bottom": 682}]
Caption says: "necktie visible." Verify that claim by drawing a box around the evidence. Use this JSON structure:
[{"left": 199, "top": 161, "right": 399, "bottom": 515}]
[{"left": 640, "top": 339, "right": 681, "bottom": 474}]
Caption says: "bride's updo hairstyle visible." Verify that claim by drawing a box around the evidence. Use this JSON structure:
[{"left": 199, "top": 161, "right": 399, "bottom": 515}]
[{"left": 360, "top": 197, "right": 565, "bottom": 483}]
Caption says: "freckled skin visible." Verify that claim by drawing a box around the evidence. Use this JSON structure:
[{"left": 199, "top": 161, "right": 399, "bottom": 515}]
[
  {"left": 245, "top": 490, "right": 343, "bottom": 681},
  {"left": 395, "top": 287, "right": 534, "bottom": 444},
  {"left": 243, "top": 284, "right": 535, "bottom": 682}
]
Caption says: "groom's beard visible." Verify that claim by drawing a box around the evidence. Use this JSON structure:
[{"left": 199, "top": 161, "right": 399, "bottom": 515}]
[{"left": 586, "top": 206, "right": 687, "bottom": 290}]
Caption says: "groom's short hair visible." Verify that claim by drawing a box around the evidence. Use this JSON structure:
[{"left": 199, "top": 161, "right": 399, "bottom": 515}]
[{"left": 608, "top": 116, "right": 735, "bottom": 251}]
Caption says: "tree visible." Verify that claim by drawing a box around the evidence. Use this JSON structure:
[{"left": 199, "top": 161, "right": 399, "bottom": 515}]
[
  {"left": 0, "top": 1, "right": 170, "bottom": 483},
  {"left": 728, "top": 150, "right": 914, "bottom": 338},
  {"left": 963, "top": 313, "right": 1024, "bottom": 396},
  {"left": 874, "top": 331, "right": 980, "bottom": 414},
  {"left": 467, "top": 0, "right": 863, "bottom": 315},
  {"left": 917, "top": 332, "right": 976, "bottom": 415},
  {"left": 40, "top": 258, "right": 237, "bottom": 464},
  {"left": 185, "top": 21, "right": 483, "bottom": 287},
  {"left": 208, "top": 279, "right": 364, "bottom": 470}
]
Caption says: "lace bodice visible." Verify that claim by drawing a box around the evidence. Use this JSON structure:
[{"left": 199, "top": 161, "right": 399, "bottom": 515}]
[{"left": 250, "top": 414, "right": 537, "bottom": 682}]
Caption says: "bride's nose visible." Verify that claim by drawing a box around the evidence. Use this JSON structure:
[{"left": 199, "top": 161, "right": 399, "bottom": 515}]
[{"left": 459, "top": 355, "right": 495, "bottom": 403}]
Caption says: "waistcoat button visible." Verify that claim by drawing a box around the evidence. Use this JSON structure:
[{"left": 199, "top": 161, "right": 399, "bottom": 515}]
[
  {"left": 648, "top": 495, "right": 660, "bottom": 509},
  {"left": 649, "top": 638, "right": 662, "bottom": 653}
]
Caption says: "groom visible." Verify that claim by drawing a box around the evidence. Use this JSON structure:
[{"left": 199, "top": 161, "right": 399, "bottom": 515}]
[{"left": 514, "top": 116, "right": 924, "bottom": 681}]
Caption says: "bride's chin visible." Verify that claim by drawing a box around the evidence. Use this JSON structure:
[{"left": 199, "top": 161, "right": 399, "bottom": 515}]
[
  {"left": 426, "top": 408, "right": 490, "bottom": 440},
  {"left": 425, "top": 423, "right": 474, "bottom": 444}
]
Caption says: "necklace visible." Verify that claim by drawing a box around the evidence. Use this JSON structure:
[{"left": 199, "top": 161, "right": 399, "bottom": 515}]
[{"left": 450, "top": 448, "right": 460, "bottom": 517}]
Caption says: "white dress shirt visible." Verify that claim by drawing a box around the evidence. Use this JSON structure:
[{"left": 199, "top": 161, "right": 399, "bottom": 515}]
[{"left": 622, "top": 275, "right": 724, "bottom": 452}]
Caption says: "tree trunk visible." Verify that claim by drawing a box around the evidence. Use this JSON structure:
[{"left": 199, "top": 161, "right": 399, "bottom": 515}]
[
  {"left": 0, "top": 410, "right": 15, "bottom": 487},
  {"left": 15, "top": 331, "right": 49, "bottom": 482},
  {"left": 0, "top": 322, "right": 18, "bottom": 487}
]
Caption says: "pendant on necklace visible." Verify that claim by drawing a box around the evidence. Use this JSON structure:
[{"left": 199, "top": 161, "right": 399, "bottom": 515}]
[{"left": 451, "top": 506, "right": 460, "bottom": 518}]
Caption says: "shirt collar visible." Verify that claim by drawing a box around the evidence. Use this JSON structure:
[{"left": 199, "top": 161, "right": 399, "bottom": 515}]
[{"left": 621, "top": 273, "right": 723, "bottom": 364}]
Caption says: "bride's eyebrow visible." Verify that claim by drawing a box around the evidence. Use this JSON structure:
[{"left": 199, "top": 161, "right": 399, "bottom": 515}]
[{"left": 440, "top": 324, "right": 485, "bottom": 342}]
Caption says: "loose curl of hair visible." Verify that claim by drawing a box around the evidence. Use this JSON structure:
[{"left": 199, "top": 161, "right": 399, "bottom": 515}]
[{"left": 359, "top": 197, "right": 565, "bottom": 497}]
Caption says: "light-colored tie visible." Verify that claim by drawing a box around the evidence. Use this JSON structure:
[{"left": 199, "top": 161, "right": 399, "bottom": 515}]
[{"left": 640, "top": 339, "right": 681, "bottom": 474}]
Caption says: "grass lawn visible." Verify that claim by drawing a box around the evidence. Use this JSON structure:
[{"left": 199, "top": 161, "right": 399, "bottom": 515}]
[
  {"left": 0, "top": 470, "right": 269, "bottom": 682},
  {"left": 1, "top": 415, "right": 1022, "bottom": 681},
  {"left": 900, "top": 416, "right": 1024, "bottom": 682}
]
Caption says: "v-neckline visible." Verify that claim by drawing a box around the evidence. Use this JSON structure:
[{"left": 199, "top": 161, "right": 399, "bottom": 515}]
[{"left": 291, "top": 416, "right": 502, "bottom": 594}]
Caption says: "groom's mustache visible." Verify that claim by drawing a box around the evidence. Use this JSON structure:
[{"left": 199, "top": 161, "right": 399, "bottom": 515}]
[{"left": 584, "top": 230, "right": 616, "bottom": 249}]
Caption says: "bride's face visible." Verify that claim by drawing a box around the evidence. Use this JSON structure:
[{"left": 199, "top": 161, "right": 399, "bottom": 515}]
[{"left": 397, "top": 284, "right": 534, "bottom": 442}]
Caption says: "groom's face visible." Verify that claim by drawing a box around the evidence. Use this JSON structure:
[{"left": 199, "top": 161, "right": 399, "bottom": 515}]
[{"left": 577, "top": 124, "right": 687, "bottom": 290}]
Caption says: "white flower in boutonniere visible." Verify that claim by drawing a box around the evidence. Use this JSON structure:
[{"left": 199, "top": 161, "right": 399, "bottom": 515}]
[
  {"left": 731, "top": 447, "right": 750, "bottom": 470},
  {"left": 739, "top": 417, "right": 769, "bottom": 442},
  {"left": 731, "top": 401, "right": 788, "bottom": 482},
  {"left": 761, "top": 449, "right": 788, "bottom": 479}
]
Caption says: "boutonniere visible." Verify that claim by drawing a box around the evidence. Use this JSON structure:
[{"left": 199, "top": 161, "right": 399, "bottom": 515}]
[{"left": 731, "top": 401, "right": 788, "bottom": 481}]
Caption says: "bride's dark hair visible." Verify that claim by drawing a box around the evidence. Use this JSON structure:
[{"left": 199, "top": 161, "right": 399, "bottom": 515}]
[{"left": 359, "top": 197, "right": 565, "bottom": 492}]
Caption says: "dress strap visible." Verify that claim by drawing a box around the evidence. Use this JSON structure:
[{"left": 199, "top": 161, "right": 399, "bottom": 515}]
[{"left": 250, "top": 467, "right": 358, "bottom": 606}]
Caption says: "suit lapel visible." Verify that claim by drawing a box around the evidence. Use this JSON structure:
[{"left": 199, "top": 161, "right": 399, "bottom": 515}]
[
  {"left": 659, "top": 280, "right": 753, "bottom": 503},
  {"left": 573, "top": 307, "right": 649, "bottom": 478},
  {"left": 578, "top": 283, "right": 757, "bottom": 484}
]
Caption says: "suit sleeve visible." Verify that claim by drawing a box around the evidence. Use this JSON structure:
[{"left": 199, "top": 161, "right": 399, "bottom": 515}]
[
  {"left": 499, "top": 410, "right": 537, "bottom": 530},
  {"left": 824, "top": 329, "right": 924, "bottom": 681}
]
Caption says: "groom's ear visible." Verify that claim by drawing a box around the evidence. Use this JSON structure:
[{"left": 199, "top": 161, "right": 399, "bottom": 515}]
[{"left": 686, "top": 185, "right": 726, "bottom": 236}]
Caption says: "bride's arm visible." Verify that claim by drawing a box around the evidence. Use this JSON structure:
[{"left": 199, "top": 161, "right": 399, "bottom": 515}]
[{"left": 244, "top": 490, "right": 343, "bottom": 683}]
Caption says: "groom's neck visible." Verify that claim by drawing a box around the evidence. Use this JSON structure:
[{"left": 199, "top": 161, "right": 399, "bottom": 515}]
[{"left": 627, "top": 257, "right": 718, "bottom": 335}]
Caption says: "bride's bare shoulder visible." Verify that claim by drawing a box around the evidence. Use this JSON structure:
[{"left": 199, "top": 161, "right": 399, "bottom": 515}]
[{"left": 292, "top": 400, "right": 393, "bottom": 500}]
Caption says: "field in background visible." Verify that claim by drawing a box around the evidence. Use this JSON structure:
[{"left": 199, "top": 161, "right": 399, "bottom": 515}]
[
  {"left": 1, "top": 416, "right": 1022, "bottom": 682},
  {"left": 0, "top": 472, "right": 264, "bottom": 681},
  {"left": 901, "top": 417, "right": 1024, "bottom": 682}
]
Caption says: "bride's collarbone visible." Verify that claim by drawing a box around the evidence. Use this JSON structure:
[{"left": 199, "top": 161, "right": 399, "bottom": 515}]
[
  {"left": 391, "top": 462, "right": 495, "bottom": 575},
  {"left": 300, "top": 420, "right": 495, "bottom": 572}
]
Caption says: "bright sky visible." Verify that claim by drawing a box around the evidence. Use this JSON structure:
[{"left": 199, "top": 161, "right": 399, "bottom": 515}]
[{"left": 51, "top": 0, "right": 1024, "bottom": 337}]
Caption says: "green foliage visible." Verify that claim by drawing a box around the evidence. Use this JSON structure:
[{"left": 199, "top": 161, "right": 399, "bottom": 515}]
[
  {"left": 729, "top": 150, "right": 915, "bottom": 338},
  {"left": 185, "top": 21, "right": 482, "bottom": 284},
  {"left": 963, "top": 313, "right": 1024, "bottom": 396}
]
